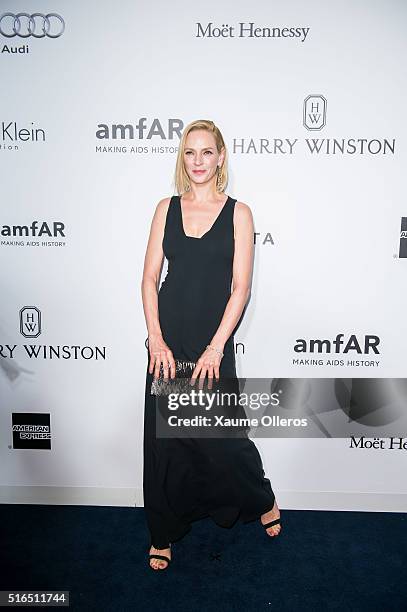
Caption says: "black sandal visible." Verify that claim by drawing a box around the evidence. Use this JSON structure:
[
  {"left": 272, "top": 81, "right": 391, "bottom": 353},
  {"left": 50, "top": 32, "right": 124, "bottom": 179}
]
[
  {"left": 262, "top": 518, "right": 282, "bottom": 535},
  {"left": 148, "top": 544, "right": 171, "bottom": 570}
]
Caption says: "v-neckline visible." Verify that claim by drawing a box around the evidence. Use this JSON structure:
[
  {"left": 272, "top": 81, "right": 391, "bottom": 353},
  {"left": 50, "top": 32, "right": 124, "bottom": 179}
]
[{"left": 179, "top": 195, "right": 230, "bottom": 240}]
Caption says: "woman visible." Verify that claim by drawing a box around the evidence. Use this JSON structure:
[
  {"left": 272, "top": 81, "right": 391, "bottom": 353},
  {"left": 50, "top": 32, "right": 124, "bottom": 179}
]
[{"left": 141, "top": 119, "right": 281, "bottom": 571}]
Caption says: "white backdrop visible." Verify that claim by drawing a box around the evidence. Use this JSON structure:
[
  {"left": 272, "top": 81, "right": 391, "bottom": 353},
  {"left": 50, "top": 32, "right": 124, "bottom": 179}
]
[{"left": 1, "top": 0, "right": 406, "bottom": 511}]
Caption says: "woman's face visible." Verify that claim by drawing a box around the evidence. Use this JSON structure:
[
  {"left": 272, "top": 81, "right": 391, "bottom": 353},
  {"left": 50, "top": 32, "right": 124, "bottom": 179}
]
[{"left": 183, "top": 129, "right": 224, "bottom": 187}]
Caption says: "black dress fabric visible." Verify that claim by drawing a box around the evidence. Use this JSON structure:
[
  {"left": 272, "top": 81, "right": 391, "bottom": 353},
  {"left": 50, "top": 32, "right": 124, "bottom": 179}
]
[{"left": 143, "top": 194, "right": 275, "bottom": 548}]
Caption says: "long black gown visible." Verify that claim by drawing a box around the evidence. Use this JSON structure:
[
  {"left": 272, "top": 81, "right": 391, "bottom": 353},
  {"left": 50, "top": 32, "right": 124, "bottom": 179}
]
[{"left": 143, "top": 194, "right": 275, "bottom": 549}]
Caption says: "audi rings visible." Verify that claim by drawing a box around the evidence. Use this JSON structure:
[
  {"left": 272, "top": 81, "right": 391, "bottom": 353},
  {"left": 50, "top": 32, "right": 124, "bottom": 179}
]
[{"left": 0, "top": 13, "right": 65, "bottom": 38}]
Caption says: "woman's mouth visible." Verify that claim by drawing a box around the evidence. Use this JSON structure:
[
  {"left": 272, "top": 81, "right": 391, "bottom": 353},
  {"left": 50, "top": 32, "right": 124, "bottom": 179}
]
[{"left": 192, "top": 170, "right": 206, "bottom": 174}]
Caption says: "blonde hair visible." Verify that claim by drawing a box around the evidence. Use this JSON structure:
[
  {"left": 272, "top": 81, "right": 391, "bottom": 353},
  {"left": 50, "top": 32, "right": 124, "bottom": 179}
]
[{"left": 173, "top": 119, "right": 228, "bottom": 195}]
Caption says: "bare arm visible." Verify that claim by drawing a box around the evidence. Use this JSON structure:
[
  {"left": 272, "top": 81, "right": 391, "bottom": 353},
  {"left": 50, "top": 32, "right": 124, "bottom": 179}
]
[
  {"left": 141, "top": 197, "right": 176, "bottom": 379},
  {"left": 210, "top": 201, "right": 254, "bottom": 349}
]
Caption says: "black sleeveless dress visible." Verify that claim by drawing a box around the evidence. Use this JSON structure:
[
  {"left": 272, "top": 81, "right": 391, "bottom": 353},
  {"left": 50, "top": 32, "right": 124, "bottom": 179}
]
[{"left": 143, "top": 194, "right": 275, "bottom": 548}]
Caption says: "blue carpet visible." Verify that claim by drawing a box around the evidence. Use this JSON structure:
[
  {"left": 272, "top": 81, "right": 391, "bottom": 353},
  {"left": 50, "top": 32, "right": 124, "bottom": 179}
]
[{"left": 1, "top": 505, "right": 406, "bottom": 611}]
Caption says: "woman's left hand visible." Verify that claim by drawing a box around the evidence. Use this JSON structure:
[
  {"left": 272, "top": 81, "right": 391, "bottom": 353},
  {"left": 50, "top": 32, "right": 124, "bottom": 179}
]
[{"left": 191, "top": 345, "right": 223, "bottom": 390}]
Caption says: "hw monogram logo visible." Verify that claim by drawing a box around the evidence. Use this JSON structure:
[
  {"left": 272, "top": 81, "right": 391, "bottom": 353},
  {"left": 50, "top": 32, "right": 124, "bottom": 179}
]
[
  {"left": 303, "top": 95, "right": 327, "bottom": 131},
  {"left": 20, "top": 306, "right": 41, "bottom": 338}
]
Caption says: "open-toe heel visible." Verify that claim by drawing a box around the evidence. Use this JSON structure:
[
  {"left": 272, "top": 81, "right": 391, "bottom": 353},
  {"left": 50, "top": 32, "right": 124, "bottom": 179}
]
[
  {"left": 262, "top": 517, "right": 282, "bottom": 535},
  {"left": 148, "top": 543, "right": 172, "bottom": 570}
]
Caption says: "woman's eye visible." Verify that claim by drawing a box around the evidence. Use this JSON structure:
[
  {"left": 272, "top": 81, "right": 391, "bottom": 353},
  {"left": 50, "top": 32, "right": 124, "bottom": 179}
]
[{"left": 204, "top": 151, "right": 213, "bottom": 155}]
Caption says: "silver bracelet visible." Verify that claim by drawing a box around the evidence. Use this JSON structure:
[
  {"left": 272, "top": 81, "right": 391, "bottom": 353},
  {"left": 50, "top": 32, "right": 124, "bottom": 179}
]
[{"left": 206, "top": 344, "right": 224, "bottom": 357}]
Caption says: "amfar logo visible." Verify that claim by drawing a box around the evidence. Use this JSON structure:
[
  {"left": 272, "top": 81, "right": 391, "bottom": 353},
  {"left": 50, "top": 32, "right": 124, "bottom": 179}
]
[
  {"left": 95, "top": 118, "right": 184, "bottom": 153},
  {"left": 294, "top": 334, "right": 380, "bottom": 354},
  {"left": 1, "top": 220, "right": 67, "bottom": 248},
  {"left": 399, "top": 217, "right": 407, "bottom": 258},
  {"left": 1, "top": 220, "right": 65, "bottom": 237},
  {"left": 12, "top": 413, "right": 51, "bottom": 450},
  {"left": 20, "top": 306, "right": 41, "bottom": 338},
  {"left": 96, "top": 119, "right": 183, "bottom": 141}
]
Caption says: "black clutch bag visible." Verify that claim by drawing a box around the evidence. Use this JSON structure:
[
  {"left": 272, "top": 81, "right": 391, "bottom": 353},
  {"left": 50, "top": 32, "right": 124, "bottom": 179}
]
[{"left": 150, "top": 358, "right": 197, "bottom": 396}]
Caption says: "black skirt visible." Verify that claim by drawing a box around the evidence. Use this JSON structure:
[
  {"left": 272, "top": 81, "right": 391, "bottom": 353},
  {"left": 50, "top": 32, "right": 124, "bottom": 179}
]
[{"left": 142, "top": 347, "right": 276, "bottom": 549}]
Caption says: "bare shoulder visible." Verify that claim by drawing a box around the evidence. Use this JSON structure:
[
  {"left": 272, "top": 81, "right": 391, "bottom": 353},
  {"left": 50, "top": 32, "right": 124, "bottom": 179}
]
[
  {"left": 154, "top": 196, "right": 173, "bottom": 217},
  {"left": 234, "top": 200, "right": 254, "bottom": 225},
  {"left": 149, "top": 196, "right": 173, "bottom": 229}
]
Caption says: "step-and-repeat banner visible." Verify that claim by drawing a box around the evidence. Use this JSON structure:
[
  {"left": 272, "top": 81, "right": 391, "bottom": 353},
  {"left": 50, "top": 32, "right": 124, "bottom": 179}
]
[{"left": 1, "top": 1, "right": 406, "bottom": 511}]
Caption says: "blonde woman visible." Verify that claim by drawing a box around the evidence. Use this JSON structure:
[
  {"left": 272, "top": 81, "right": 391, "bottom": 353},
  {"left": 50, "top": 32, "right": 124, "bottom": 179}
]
[{"left": 141, "top": 119, "right": 281, "bottom": 570}]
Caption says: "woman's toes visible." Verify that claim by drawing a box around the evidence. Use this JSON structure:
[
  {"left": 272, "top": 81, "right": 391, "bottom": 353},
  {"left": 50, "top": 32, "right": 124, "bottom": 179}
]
[
  {"left": 273, "top": 526, "right": 281, "bottom": 536},
  {"left": 149, "top": 545, "right": 171, "bottom": 569}
]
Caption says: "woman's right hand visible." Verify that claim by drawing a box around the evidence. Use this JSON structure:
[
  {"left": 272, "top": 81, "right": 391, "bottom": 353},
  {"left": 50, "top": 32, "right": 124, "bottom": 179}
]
[{"left": 148, "top": 333, "right": 176, "bottom": 380}]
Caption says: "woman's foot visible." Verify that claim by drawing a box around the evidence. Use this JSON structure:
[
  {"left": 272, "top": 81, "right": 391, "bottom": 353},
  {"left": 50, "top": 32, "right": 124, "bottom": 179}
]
[
  {"left": 261, "top": 501, "right": 281, "bottom": 537},
  {"left": 149, "top": 544, "right": 171, "bottom": 570}
]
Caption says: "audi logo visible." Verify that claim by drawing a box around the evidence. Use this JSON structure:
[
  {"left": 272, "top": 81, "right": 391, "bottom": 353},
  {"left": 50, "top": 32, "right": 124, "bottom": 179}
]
[{"left": 0, "top": 12, "right": 65, "bottom": 38}]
